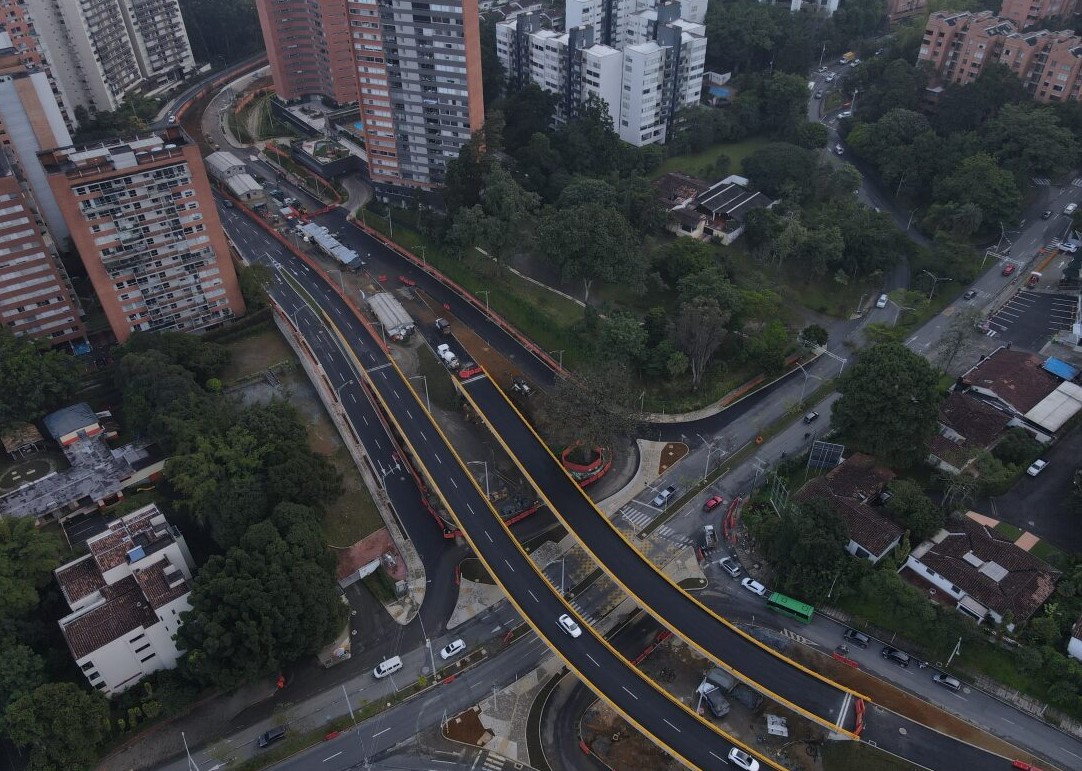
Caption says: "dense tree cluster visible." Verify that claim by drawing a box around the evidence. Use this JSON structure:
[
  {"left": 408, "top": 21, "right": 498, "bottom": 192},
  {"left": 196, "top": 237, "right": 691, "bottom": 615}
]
[
  {"left": 178, "top": 0, "right": 265, "bottom": 65},
  {"left": 0, "top": 328, "right": 80, "bottom": 434}
]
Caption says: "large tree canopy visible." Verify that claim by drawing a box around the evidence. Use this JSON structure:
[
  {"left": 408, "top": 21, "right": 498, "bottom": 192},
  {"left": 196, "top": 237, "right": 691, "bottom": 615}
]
[
  {"left": 0, "top": 329, "right": 79, "bottom": 434},
  {"left": 4, "top": 682, "right": 109, "bottom": 771},
  {"left": 832, "top": 342, "right": 943, "bottom": 466},
  {"left": 0, "top": 517, "right": 60, "bottom": 621}
]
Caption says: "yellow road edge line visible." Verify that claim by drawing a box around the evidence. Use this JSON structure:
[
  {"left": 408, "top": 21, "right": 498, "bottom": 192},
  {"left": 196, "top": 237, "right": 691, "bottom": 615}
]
[
  {"left": 456, "top": 372, "right": 869, "bottom": 734},
  {"left": 318, "top": 314, "right": 785, "bottom": 771}
]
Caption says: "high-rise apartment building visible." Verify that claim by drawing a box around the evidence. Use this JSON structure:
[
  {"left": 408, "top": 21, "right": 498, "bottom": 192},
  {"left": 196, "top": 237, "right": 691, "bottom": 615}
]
[
  {"left": 999, "top": 0, "right": 1080, "bottom": 31},
  {"left": 40, "top": 127, "right": 245, "bottom": 343},
  {"left": 919, "top": 11, "right": 1082, "bottom": 103},
  {"left": 25, "top": 0, "right": 195, "bottom": 115},
  {"left": 0, "top": 1, "right": 75, "bottom": 126},
  {"left": 497, "top": 1, "right": 706, "bottom": 147},
  {"left": 0, "top": 151, "right": 84, "bottom": 346},
  {"left": 253, "top": 0, "right": 357, "bottom": 105}
]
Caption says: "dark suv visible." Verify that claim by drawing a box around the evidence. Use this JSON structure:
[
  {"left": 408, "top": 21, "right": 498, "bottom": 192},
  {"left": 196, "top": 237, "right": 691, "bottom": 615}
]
[
  {"left": 881, "top": 647, "right": 911, "bottom": 668},
  {"left": 258, "top": 726, "right": 287, "bottom": 748},
  {"left": 843, "top": 629, "right": 870, "bottom": 648}
]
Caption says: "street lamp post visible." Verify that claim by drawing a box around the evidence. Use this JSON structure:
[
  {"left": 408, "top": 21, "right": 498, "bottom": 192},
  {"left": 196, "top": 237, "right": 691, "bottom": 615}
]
[
  {"left": 182, "top": 731, "right": 200, "bottom": 771},
  {"left": 478, "top": 289, "right": 490, "bottom": 311},
  {"left": 330, "top": 268, "right": 345, "bottom": 294},
  {"left": 418, "top": 613, "right": 438, "bottom": 679},
  {"left": 410, "top": 375, "right": 430, "bottom": 411},
  {"left": 550, "top": 350, "right": 564, "bottom": 369},
  {"left": 335, "top": 378, "right": 354, "bottom": 402},
  {"left": 922, "top": 269, "right": 952, "bottom": 301},
  {"left": 560, "top": 557, "right": 566, "bottom": 596},
  {"left": 468, "top": 460, "right": 490, "bottom": 500}
]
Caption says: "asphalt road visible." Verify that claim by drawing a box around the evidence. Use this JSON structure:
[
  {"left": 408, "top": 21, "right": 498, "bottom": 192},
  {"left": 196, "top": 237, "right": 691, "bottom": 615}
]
[{"left": 222, "top": 207, "right": 768, "bottom": 769}]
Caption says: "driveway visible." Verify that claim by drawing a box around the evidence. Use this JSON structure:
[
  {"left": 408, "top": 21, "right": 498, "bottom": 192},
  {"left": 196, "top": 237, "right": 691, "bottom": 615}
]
[
  {"left": 986, "top": 290, "right": 1076, "bottom": 352},
  {"left": 983, "top": 425, "right": 1082, "bottom": 553}
]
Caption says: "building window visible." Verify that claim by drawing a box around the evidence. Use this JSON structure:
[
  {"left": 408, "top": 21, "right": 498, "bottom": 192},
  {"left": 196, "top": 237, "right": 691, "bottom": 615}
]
[{"left": 139, "top": 652, "right": 157, "bottom": 664}]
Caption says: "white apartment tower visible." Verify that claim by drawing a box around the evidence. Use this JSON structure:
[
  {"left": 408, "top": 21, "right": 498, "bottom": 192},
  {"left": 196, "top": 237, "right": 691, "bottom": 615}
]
[
  {"left": 25, "top": 0, "right": 195, "bottom": 115},
  {"left": 496, "top": 1, "right": 706, "bottom": 146}
]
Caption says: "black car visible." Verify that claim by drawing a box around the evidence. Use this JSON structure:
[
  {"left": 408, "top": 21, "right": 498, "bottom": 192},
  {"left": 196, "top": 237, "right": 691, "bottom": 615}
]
[
  {"left": 1042, "top": 209, "right": 1054, "bottom": 219},
  {"left": 843, "top": 629, "right": 870, "bottom": 648},
  {"left": 963, "top": 289, "right": 977, "bottom": 300},
  {"left": 881, "top": 647, "right": 910, "bottom": 667},
  {"left": 257, "top": 726, "right": 287, "bottom": 747}
]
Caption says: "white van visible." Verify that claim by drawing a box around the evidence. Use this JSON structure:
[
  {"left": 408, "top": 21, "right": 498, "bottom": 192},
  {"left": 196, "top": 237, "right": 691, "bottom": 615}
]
[{"left": 373, "top": 655, "right": 403, "bottom": 679}]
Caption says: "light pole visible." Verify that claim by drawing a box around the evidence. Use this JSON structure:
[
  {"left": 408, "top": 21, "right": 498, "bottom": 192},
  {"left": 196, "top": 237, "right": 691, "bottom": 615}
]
[
  {"left": 796, "top": 362, "right": 824, "bottom": 404},
  {"left": 946, "top": 636, "right": 962, "bottom": 668},
  {"left": 550, "top": 350, "right": 564, "bottom": 368},
  {"left": 418, "top": 613, "right": 438, "bottom": 679},
  {"left": 478, "top": 289, "right": 490, "bottom": 311},
  {"left": 335, "top": 378, "right": 354, "bottom": 402},
  {"left": 182, "top": 731, "right": 200, "bottom": 771},
  {"left": 819, "top": 43, "right": 826, "bottom": 68},
  {"left": 696, "top": 433, "right": 725, "bottom": 482},
  {"left": 420, "top": 244, "right": 427, "bottom": 266},
  {"left": 907, "top": 209, "right": 918, "bottom": 231},
  {"left": 559, "top": 557, "right": 566, "bottom": 596},
  {"left": 922, "top": 269, "right": 952, "bottom": 301},
  {"left": 330, "top": 268, "right": 345, "bottom": 294},
  {"left": 410, "top": 374, "right": 430, "bottom": 411},
  {"left": 468, "top": 460, "right": 489, "bottom": 499}
]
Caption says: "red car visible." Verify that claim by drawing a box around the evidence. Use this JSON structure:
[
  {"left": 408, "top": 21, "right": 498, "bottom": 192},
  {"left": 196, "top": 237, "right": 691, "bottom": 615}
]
[
  {"left": 1002, "top": 263, "right": 1016, "bottom": 276},
  {"left": 703, "top": 495, "right": 725, "bottom": 512},
  {"left": 458, "top": 362, "right": 483, "bottom": 380}
]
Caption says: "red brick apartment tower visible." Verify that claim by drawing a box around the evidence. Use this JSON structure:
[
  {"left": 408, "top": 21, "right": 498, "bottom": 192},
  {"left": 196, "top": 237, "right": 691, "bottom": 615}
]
[
  {"left": 0, "top": 151, "right": 84, "bottom": 347},
  {"left": 40, "top": 128, "right": 245, "bottom": 344},
  {"left": 254, "top": 0, "right": 359, "bottom": 105},
  {"left": 348, "top": 0, "right": 484, "bottom": 190},
  {"left": 919, "top": 11, "right": 1017, "bottom": 86},
  {"left": 999, "top": 0, "right": 1081, "bottom": 31},
  {"left": 1001, "top": 28, "right": 1082, "bottom": 102}
]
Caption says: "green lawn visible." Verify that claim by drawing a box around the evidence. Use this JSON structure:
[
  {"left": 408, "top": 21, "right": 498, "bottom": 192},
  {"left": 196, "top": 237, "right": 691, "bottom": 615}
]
[
  {"left": 654, "top": 138, "right": 771, "bottom": 180},
  {"left": 1030, "top": 538, "right": 1065, "bottom": 564},
  {"left": 994, "top": 521, "right": 1024, "bottom": 540},
  {"left": 822, "top": 741, "right": 918, "bottom": 771}
]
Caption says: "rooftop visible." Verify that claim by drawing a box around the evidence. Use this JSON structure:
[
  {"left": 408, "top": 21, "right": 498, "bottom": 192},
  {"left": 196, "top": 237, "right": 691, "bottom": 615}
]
[
  {"left": 42, "top": 403, "right": 99, "bottom": 442},
  {"left": 961, "top": 348, "right": 1063, "bottom": 414},
  {"left": 38, "top": 127, "right": 190, "bottom": 176},
  {"left": 55, "top": 555, "right": 107, "bottom": 606},
  {"left": 908, "top": 516, "right": 1060, "bottom": 623},
  {"left": 938, "top": 391, "right": 1011, "bottom": 448},
  {"left": 823, "top": 452, "right": 895, "bottom": 502},
  {"left": 796, "top": 477, "right": 903, "bottom": 557},
  {"left": 60, "top": 575, "right": 160, "bottom": 660},
  {"left": 1, "top": 423, "right": 44, "bottom": 454},
  {"left": 88, "top": 505, "right": 177, "bottom": 573}
]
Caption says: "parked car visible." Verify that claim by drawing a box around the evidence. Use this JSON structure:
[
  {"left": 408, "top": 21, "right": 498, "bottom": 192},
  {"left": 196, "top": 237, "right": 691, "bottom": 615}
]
[
  {"left": 1042, "top": 209, "right": 1053, "bottom": 219},
  {"left": 558, "top": 614, "right": 582, "bottom": 638},
  {"left": 167, "top": 113, "right": 177, "bottom": 124},
  {"left": 741, "top": 578, "right": 768, "bottom": 597},
  {"left": 838, "top": 110, "right": 852, "bottom": 118},
  {"left": 803, "top": 411, "right": 819, "bottom": 424},
  {"left": 881, "top": 647, "right": 911, "bottom": 667},
  {"left": 1027, "top": 459, "right": 1048, "bottom": 476},
  {"left": 834, "top": 144, "right": 845, "bottom": 155},
  {"left": 1060, "top": 240, "right": 1080, "bottom": 253},
  {"left": 257, "top": 726, "right": 287, "bottom": 748},
  {"left": 843, "top": 629, "right": 870, "bottom": 648},
  {"left": 439, "top": 639, "right": 466, "bottom": 660},
  {"left": 932, "top": 673, "right": 961, "bottom": 691},
  {"left": 652, "top": 485, "right": 677, "bottom": 507},
  {"left": 814, "top": 90, "right": 824, "bottom": 99},
  {"left": 876, "top": 293, "right": 888, "bottom": 308},
  {"left": 719, "top": 557, "right": 742, "bottom": 578},
  {"left": 824, "top": 73, "right": 836, "bottom": 82},
  {"left": 727, "top": 748, "right": 760, "bottom": 771},
  {"left": 1002, "top": 263, "right": 1016, "bottom": 276},
  {"left": 1065, "top": 203, "right": 1077, "bottom": 216},
  {"left": 703, "top": 495, "right": 724, "bottom": 512},
  {"left": 849, "top": 58, "right": 861, "bottom": 66},
  {"left": 963, "top": 289, "right": 977, "bottom": 300}
]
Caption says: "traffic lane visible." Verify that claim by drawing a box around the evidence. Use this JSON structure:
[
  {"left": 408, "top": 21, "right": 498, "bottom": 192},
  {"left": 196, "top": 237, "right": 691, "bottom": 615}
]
[
  {"left": 984, "top": 425, "right": 1082, "bottom": 553},
  {"left": 358, "top": 378, "right": 754, "bottom": 769},
  {"left": 315, "top": 209, "right": 559, "bottom": 389},
  {"left": 862, "top": 707, "right": 1013, "bottom": 771},
  {"left": 463, "top": 377, "right": 854, "bottom": 730}
]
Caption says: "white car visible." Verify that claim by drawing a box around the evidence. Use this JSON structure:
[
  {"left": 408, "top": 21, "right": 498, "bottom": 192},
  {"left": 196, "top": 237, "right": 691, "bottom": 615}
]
[
  {"left": 439, "top": 639, "right": 466, "bottom": 660},
  {"left": 838, "top": 109, "right": 852, "bottom": 118},
  {"left": 741, "top": 578, "right": 768, "bottom": 597},
  {"left": 728, "top": 748, "right": 760, "bottom": 771},
  {"left": 876, "top": 293, "right": 889, "bottom": 308},
  {"left": 834, "top": 144, "right": 844, "bottom": 155},
  {"left": 1027, "top": 459, "right": 1048, "bottom": 476},
  {"left": 558, "top": 614, "right": 582, "bottom": 638},
  {"left": 824, "top": 73, "right": 836, "bottom": 82},
  {"left": 651, "top": 485, "right": 677, "bottom": 507}
]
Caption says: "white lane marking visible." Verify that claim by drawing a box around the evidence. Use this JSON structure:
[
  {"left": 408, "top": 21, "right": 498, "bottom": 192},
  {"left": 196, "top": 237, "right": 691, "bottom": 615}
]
[
  {"left": 503, "top": 559, "right": 515, "bottom": 572},
  {"left": 362, "top": 415, "right": 369, "bottom": 426},
  {"left": 621, "top": 686, "right": 638, "bottom": 700},
  {"left": 392, "top": 389, "right": 400, "bottom": 399},
  {"left": 323, "top": 752, "right": 343, "bottom": 762},
  {"left": 418, "top": 430, "right": 428, "bottom": 441},
  {"left": 485, "top": 530, "right": 493, "bottom": 543},
  {"left": 663, "top": 719, "right": 681, "bottom": 732},
  {"left": 349, "top": 392, "right": 356, "bottom": 403},
  {"left": 527, "top": 590, "right": 538, "bottom": 603},
  {"left": 1001, "top": 717, "right": 1016, "bottom": 725},
  {"left": 450, "top": 478, "right": 458, "bottom": 489},
  {"left": 710, "top": 751, "right": 725, "bottom": 762},
  {"left": 406, "top": 409, "right": 414, "bottom": 420},
  {"left": 586, "top": 653, "right": 599, "bottom": 667},
  {"left": 373, "top": 727, "right": 391, "bottom": 737},
  {"left": 467, "top": 504, "right": 477, "bottom": 516},
  {"left": 434, "top": 453, "right": 443, "bottom": 465}
]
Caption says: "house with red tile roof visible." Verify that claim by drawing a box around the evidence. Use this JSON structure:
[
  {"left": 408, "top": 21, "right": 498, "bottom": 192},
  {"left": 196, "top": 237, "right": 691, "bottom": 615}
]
[
  {"left": 794, "top": 454, "right": 904, "bottom": 565},
  {"left": 927, "top": 391, "right": 1012, "bottom": 473},
  {"left": 900, "top": 516, "right": 1060, "bottom": 630},
  {"left": 54, "top": 503, "right": 195, "bottom": 696}
]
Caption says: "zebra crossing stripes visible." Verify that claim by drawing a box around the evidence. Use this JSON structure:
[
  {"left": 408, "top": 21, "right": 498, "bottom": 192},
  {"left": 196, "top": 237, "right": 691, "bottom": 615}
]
[
  {"left": 1033, "top": 177, "right": 1051, "bottom": 186},
  {"left": 656, "top": 525, "right": 694, "bottom": 547},
  {"left": 781, "top": 628, "right": 815, "bottom": 646},
  {"left": 620, "top": 505, "right": 655, "bottom": 530},
  {"left": 1072, "top": 177, "right": 1082, "bottom": 187},
  {"left": 568, "top": 599, "right": 598, "bottom": 626}
]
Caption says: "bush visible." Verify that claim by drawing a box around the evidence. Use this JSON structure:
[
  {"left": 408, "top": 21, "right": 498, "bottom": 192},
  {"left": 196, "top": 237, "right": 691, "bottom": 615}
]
[{"left": 992, "top": 427, "right": 1042, "bottom": 467}]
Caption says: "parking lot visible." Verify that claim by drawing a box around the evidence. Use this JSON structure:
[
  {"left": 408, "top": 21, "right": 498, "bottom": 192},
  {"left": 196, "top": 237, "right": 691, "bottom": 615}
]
[{"left": 985, "top": 290, "right": 1076, "bottom": 351}]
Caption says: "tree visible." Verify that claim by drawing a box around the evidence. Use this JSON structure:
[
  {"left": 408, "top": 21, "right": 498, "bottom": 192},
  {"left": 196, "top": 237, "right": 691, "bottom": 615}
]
[
  {"left": 758, "top": 72, "right": 812, "bottom": 134},
  {"left": 538, "top": 364, "right": 639, "bottom": 450},
  {"left": 479, "top": 20, "right": 506, "bottom": 108},
  {"left": 0, "top": 517, "right": 60, "bottom": 620},
  {"left": 742, "top": 143, "right": 817, "bottom": 199},
  {"left": 932, "top": 308, "right": 981, "bottom": 373},
  {"left": 4, "top": 682, "right": 109, "bottom": 771},
  {"left": 451, "top": 163, "right": 540, "bottom": 269},
  {"left": 0, "top": 642, "right": 44, "bottom": 731},
  {"left": 536, "top": 202, "right": 642, "bottom": 303},
  {"left": 792, "top": 121, "right": 828, "bottom": 149},
  {"left": 833, "top": 0, "right": 887, "bottom": 39},
  {"left": 885, "top": 479, "right": 943, "bottom": 540},
  {"left": 744, "top": 319, "right": 790, "bottom": 375},
  {"left": 931, "top": 64, "right": 1028, "bottom": 135},
  {"left": 656, "top": 238, "right": 715, "bottom": 286},
  {"left": 751, "top": 497, "right": 849, "bottom": 601},
  {"left": 933, "top": 153, "right": 1021, "bottom": 233},
  {"left": 992, "top": 427, "right": 1042, "bottom": 468},
  {"left": 799, "top": 324, "right": 829, "bottom": 348},
  {"left": 123, "top": 331, "right": 230, "bottom": 384},
  {"left": 177, "top": 519, "right": 347, "bottom": 688},
  {"left": 832, "top": 342, "right": 943, "bottom": 466},
  {"left": 673, "top": 297, "right": 730, "bottom": 389},
  {"left": 178, "top": 0, "right": 264, "bottom": 64},
  {"left": 598, "top": 313, "right": 647, "bottom": 367},
  {"left": 799, "top": 224, "right": 845, "bottom": 276},
  {"left": 0, "top": 329, "right": 80, "bottom": 433},
  {"left": 236, "top": 263, "right": 273, "bottom": 311},
  {"left": 983, "top": 104, "right": 1078, "bottom": 180},
  {"left": 845, "top": 109, "right": 931, "bottom": 190}
]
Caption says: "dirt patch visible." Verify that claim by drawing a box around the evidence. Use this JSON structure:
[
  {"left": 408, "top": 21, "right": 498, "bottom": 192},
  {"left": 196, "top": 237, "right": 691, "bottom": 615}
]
[
  {"left": 219, "top": 325, "right": 294, "bottom": 385},
  {"left": 332, "top": 527, "right": 405, "bottom": 583},
  {"left": 788, "top": 644, "right": 1047, "bottom": 767},
  {"left": 444, "top": 705, "right": 491, "bottom": 746},
  {"left": 322, "top": 445, "right": 384, "bottom": 545},
  {"left": 580, "top": 703, "right": 683, "bottom": 771},
  {"left": 459, "top": 557, "right": 495, "bottom": 585},
  {"left": 658, "top": 442, "right": 689, "bottom": 475}
]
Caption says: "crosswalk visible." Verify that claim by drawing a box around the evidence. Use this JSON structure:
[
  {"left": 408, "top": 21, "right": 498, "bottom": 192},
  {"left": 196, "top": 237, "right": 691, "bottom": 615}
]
[
  {"left": 1033, "top": 177, "right": 1051, "bottom": 186},
  {"left": 477, "top": 750, "right": 531, "bottom": 771},
  {"left": 1072, "top": 177, "right": 1082, "bottom": 188},
  {"left": 567, "top": 597, "right": 598, "bottom": 626},
  {"left": 617, "top": 505, "right": 694, "bottom": 546}
]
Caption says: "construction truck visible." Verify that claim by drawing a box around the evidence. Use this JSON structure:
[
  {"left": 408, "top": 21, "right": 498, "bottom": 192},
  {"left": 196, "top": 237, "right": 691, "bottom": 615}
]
[
  {"left": 435, "top": 317, "right": 451, "bottom": 335},
  {"left": 840, "top": 51, "right": 856, "bottom": 64}
]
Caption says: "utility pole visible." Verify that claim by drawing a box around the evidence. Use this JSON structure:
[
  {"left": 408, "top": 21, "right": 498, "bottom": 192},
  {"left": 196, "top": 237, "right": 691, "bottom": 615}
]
[
  {"left": 819, "top": 43, "right": 827, "bottom": 68},
  {"left": 946, "top": 637, "right": 962, "bottom": 668}
]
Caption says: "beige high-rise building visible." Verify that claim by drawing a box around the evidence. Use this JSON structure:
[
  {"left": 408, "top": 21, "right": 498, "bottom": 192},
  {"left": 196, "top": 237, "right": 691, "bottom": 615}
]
[
  {"left": 25, "top": 0, "right": 195, "bottom": 115},
  {"left": 40, "top": 127, "right": 245, "bottom": 343}
]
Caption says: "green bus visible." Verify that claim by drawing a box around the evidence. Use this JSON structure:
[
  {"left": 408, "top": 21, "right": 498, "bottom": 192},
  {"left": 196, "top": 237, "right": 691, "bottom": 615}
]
[{"left": 767, "top": 592, "right": 815, "bottom": 623}]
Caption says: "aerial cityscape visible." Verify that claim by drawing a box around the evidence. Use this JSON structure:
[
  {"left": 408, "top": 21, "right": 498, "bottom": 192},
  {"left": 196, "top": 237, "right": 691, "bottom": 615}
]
[{"left": 3, "top": 0, "right": 1082, "bottom": 770}]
